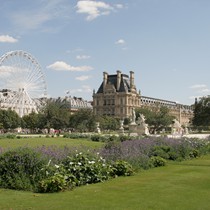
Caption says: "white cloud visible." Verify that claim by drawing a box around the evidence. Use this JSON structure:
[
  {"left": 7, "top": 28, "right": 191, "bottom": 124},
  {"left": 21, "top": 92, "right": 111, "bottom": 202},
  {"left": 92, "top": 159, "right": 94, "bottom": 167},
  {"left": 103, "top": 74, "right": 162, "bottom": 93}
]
[
  {"left": 190, "top": 84, "right": 207, "bottom": 89},
  {"left": 47, "top": 61, "right": 93, "bottom": 71},
  {"left": 0, "top": 35, "right": 18, "bottom": 43},
  {"left": 0, "top": 66, "right": 29, "bottom": 78},
  {"left": 115, "top": 39, "right": 125, "bottom": 45},
  {"left": 9, "top": 0, "right": 71, "bottom": 31},
  {"left": 198, "top": 88, "right": 210, "bottom": 93},
  {"left": 76, "top": 1, "right": 123, "bottom": 21},
  {"left": 70, "top": 85, "right": 92, "bottom": 93},
  {"left": 115, "top": 4, "right": 124, "bottom": 9},
  {"left": 75, "top": 75, "right": 91, "bottom": 81},
  {"left": 189, "top": 84, "right": 210, "bottom": 101},
  {"left": 12, "top": 12, "right": 51, "bottom": 30},
  {"left": 76, "top": 55, "right": 91, "bottom": 60}
]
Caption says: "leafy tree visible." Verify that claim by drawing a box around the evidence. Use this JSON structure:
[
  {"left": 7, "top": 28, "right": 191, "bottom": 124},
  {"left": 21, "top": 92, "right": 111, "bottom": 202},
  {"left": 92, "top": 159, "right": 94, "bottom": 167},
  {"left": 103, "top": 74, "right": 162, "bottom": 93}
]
[
  {"left": 69, "top": 108, "right": 96, "bottom": 132},
  {"left": 136, "top": 106, "right": 175, "bottom": 134},
  {"left": 192, "top": 96, "right": 210, "bottom": 126},
  {"left": 22, "top": 112, "right": 40, "bottom": 133},
  {"left": 123, "top": 117, "right": 130, "bottom": 126},
  {"left": 39, "top": 98, "right": 70, "bottom": 132},
  {"left": 0, "top": 109, "right": 21, "bottom": 132},
  {"left": 69, "top": 110, "right": 120, "bottom": 132},
  {"left": 98, "top": 115, "right": 120, "bottom": 131}
]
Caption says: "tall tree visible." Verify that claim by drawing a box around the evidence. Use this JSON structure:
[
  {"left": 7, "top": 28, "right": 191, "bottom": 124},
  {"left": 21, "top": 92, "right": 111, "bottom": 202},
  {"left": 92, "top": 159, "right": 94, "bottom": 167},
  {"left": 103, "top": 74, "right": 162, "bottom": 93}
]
[
  {"left": 98, "top": 115, "right": 120, "bottom": 131},
  {"left": 192, "top": 96, "right": 210, "bottom": 126},
  {"left": 22, "top": 112, "right": 40, "bottom": 133},
  {"left": 0, "top": 109, "right": 21, "bottom": 132},
  {"left": 39, "top": 98, "right": 70, "bottom": 132},
  {"left": 136, "top": 106, "right": 175, "bottom": 133},
  {"left": 69, "top": 108, "right": 96, "bottom": 132}
]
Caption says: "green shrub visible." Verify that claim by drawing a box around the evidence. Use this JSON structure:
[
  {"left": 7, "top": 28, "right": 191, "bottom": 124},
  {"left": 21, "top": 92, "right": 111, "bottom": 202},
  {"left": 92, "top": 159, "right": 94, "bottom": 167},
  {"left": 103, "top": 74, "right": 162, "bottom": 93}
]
[
  {"left": 0, "top": 147, "right": 47, "bottom": 191},
  {"left": 168, "top": 151, "right": 180, "bottom": 160},
  {"left": 6, "top": 134, "right": 16, "bottom": 139},
  {"left": 119, "top": 135, "right": 130, "bottom": 142},
  {"left": 91, "top": 135, "right": 101, "bottom": 142},
  {"left": 63, "top": 133, "right": 91, "bottom": 139},
  {"left": 127, "top": 155, "right": 153, "bottom": 170},
  {"left": 111, "top": 160, "right": 134, "bottom": 176},
  {"left": 177, "top": 143, "right": 191, "bottom": 159},
  {"left": 38, "top": 174, "right": 67, "bottom": 193},
  {"left": 150, "top": 156, "right": 167, "bottom": 167},
  {"left": 152, "top": 145, "right": 171, "bottom": 159},
  {"left": 108, "top": 135, "right": 118, "bottom": 142},
  {"left": 37, "top": 161, "right": 75, "bottom": 193},
  {"left": 189, "top": 149, "right": 199, "bottom": 158},
  {"left": 62, "top": 152, "right": 112, "bottom": 186}
]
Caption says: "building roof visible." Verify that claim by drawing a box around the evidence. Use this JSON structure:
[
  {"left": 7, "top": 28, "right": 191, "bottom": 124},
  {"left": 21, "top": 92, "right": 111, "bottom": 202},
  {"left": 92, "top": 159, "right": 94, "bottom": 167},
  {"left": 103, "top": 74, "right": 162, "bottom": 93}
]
[{"left": 97, "top": 73, "right": 131, "bottom": 93}]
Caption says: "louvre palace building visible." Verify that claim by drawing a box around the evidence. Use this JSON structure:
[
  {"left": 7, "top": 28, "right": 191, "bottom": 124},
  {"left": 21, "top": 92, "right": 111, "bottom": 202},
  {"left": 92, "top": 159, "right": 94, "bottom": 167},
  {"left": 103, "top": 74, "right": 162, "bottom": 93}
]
[{"left": 92, "top": 70, "right": 193, "bottom": 126}]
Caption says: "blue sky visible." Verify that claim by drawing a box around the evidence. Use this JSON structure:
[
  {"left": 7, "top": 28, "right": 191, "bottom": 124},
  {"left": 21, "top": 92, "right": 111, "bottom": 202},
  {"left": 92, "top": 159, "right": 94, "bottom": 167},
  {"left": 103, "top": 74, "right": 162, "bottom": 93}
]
[{"left": 0, "top": 0, "right": 210, "bottom": 105}]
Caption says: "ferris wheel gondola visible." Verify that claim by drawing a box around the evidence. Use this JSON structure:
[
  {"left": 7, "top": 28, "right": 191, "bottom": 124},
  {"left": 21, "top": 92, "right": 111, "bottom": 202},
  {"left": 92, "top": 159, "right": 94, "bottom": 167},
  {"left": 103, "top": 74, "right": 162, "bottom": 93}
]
[{"left": 0, "top": 50, "right": 47, "bottom": 117}]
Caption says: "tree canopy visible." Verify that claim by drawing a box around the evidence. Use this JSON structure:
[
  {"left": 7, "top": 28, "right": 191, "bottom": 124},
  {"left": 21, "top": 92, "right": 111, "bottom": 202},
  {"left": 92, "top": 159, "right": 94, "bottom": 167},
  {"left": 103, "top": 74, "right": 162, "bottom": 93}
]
[
  {"left": 69, "top": 108, "right": 96, "bottom": 132},
  {"left": 0, "top": 109, "right": 21, "bottom": 132},
  {"left": 39, "top": 98, "right": 71, "bottom": 131},
  {"left": 192, "top": 96, "right": 210, "bottom": 126},
  {"left": 136, "top": 105, "right": 175, "bottom": 133}
]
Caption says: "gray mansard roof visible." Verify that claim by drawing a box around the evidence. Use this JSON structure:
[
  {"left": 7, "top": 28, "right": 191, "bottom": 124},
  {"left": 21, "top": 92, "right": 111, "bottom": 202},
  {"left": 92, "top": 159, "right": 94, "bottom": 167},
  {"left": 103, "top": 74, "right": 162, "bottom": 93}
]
[{"left": 97, "top": 74, "right": 131, "bottom": 93}]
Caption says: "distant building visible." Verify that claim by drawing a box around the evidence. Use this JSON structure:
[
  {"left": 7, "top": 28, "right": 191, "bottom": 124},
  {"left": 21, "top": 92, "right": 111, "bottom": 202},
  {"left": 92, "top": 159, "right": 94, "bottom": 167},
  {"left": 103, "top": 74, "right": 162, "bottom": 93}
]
[
  {"left": 64, "top": 96, "right": 92, "bottom": 114},
  {"left": 141, "top": 96, "right": 193, "bottom": 126},
  {"left": 93, "top": 71, "right": 141, "bottom": 119},
  {"left": 51, "top": 96, "right": 92, "bottom": 114},
  {"left": 92, "top": 70, "right": 193, "bottom": 125}
]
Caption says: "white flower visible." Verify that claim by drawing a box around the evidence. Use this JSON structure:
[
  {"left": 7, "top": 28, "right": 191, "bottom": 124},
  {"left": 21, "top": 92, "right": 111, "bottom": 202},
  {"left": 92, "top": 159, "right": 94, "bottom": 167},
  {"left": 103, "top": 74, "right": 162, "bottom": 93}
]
[
  {"left": 47, "top": 159, "right": 51, "bottom": 166},
  {"left": 55, "top": 164, "right": 59, "bottom": 168}
]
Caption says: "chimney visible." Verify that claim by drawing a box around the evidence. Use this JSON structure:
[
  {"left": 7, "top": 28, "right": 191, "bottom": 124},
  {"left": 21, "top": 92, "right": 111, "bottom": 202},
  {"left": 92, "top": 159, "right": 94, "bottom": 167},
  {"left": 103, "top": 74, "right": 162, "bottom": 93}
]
[
  {"left": 103, "top": 71, "right": 108, "bottom": 90},
  {"left": 130, "top": 71, "right": 134, "bottom": 88},
  {"left": 117, "top": 70, "right": 121, "bottom": 91}
]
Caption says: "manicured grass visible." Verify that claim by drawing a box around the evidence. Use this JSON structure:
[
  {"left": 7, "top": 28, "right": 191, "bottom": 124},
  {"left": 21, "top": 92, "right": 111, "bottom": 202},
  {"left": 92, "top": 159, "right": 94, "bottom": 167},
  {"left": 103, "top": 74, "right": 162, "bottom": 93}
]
[
  {"left": 1, "top": 155, "right": 210, "bottom": 210},
  {"left": 0, "top": 136, "right": 103, "bottom": 149}
]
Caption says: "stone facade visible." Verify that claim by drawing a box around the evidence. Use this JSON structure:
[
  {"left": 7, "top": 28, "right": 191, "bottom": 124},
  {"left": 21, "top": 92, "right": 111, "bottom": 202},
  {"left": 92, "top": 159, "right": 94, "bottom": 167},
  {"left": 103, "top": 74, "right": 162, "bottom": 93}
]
[
  {"left": 92, "top": 71, "right": 141, "bottom": 119},
  {"left": 141, "top": 96, "right": 193, "bottom": 126},
  {"left": 92, "top": 70, "right": 193, "bottom": 125}
]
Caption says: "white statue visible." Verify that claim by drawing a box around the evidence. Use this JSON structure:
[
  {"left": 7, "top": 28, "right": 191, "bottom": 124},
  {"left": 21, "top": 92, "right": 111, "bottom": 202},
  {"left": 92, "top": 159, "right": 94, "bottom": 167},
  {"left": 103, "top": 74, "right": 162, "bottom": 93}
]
[
  {"left": 184, "top": 127, "right": 189, "bottom": 135},
  {"left": 120, "top": 120, "right": 124, "bottom": 129},
  {"left": 119, "top": 119, "right": 124, "bottom": 134},
  {"left": 131, "top": 107, "right": 136, "bottom": 124},
  {"left": 95, "top": 122, "right": 101, "bottom": 133},
  {"left": 173, "top": 119, "right": 182, "bottom": 128},
  {"left": 137, "top": 113, "right": 146, "bottom": 126},
  {"left": 172, "top": 119, "right": 183, "bottom": 136}
]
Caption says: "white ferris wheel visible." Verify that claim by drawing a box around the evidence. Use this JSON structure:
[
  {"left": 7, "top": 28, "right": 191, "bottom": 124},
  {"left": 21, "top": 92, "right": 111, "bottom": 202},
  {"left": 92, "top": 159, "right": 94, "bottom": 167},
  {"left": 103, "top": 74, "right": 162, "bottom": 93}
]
[{"left": 0, "top": 50, "right": 47, "bottom": 117}]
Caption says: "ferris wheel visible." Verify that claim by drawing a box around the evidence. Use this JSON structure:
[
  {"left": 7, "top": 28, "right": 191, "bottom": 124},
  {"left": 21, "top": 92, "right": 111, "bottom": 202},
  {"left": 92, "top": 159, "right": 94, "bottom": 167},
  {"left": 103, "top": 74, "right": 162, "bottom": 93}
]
[{"left": 0, "top": 50, "right": 47, "bottom": 117}]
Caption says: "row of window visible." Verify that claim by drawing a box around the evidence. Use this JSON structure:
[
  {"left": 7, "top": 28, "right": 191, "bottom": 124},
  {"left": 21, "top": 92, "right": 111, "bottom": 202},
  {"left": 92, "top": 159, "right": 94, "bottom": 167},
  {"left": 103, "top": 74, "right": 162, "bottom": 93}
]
[
  {"left": 141, "top": 99, "right": 193, "bottom": 111},
  {"left": 96, "top": 97, "right": 140, "bottom": 106}
]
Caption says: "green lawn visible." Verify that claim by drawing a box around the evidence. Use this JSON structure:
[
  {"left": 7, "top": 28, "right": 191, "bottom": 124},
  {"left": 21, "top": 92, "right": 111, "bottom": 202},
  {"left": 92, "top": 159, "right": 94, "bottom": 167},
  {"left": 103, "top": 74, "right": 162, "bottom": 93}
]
[
  {"left": 1, "top": 155, "right": 210, "bottom": 210},
  {"left": 0, "top": 136, "right": 103, "bottom": 149}
]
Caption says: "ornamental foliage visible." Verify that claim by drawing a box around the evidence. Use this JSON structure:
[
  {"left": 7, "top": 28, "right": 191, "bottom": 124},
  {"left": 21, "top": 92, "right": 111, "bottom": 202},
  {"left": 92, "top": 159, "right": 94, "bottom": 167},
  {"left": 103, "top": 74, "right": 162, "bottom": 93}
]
[
  {"left": 136, "top": 106, "right": 175, "bottom": 133},
  {"left": 192, "top": 96, "right": 210, "bottom": 127},
  {"left": 0, "top": 136, "right": 210, "bottom": 193}
]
